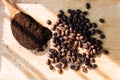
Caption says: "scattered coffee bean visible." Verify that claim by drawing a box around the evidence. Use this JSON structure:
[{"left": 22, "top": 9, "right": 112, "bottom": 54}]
[
  {"left": 102, "top": 49, "right": 109, "bottom": 55},
  {"left": 100, "top": 34, "right": 105, "bottom": 39},
  {"left": 99, "top": 18, "right": 105, "bottom": 23},
  {"left": 47, "top": 3, "right": 108, "bottom": 73},
  {"left": 49, "top": 64, "right": 54, "bottom": 70},
  {"left": 46, "top": 59, "right": 51, "bottom": 65},
  {"left": 57, "top": 69, "right": 63, "bottom": 74},
  {"left": 82, "top": 66, "right": 88, "bottom": 73},
  {"left": 47, "top": 20, "right": 52, "bottom": 25},
  {"left": 86, "top": 3, "right": 91, "bottom": 9},
  {"left": 82, "top": 11, "right": 88, "bottom": 16}
]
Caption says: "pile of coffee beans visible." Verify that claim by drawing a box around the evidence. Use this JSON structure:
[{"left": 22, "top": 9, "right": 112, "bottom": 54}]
[{"left": 47, "top": 3, "right": 109, "bottom": 73}]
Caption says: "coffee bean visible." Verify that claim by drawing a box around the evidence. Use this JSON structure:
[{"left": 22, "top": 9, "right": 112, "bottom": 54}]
[
  {"left": 76, "top": 9, "right": 82, "bottom": 14},
  {"left": 99, "top": 18, "right": 105, "bottom": 23},
  {"left": 102, "top": 49, "right": 109, "bottom": 55},
  {"left": 95, "top": 29, "right": 102, "bottom": 34},
  {"left": 67, "top": 9, "right": 72, "bottom": 13},
  {"left": 48, "top": 53, "right": 53, "bottom": 58},
  {"left": 74, "top": 66, "right": 80, "bottom": 71},
  {"left": 86, "top": 3, "right": 91, "bottom": 9},
  {"left": 55, "top": 63, "right": 62, "bottom": 68},
  {"left": 49, "top": 64, "right": 54, "bottom": 70},
  {"left": 59, "top": 10, "right": 64, "bottom": 14},
  {"left": 46, "top": 59, "right": 51, "bottom": 65},
  {"left": 82, "top": 11, "right": 88, "bottom": 16},
  {"left": 70, "top": 64, "right": 75, "bottom": 70},
  {"left": 91, "top": 64, "right": 97, "bottom": 69},
  {"left": 62, "top": 63, "right": 67, "bottom": 69},
  {"left": 47, "top": 20, "right": 52, "bottom": 25},
  {"left": 82, "top": 66, "right": 88, "bottom": 72},
  {"left": 92, "top": 23, "right": 97, "bottom": 28},
  {"left": 100, "top": 34, "right": 105, "bottom": 39},
  {"left": 90, "top": 58, "right": 95, "bottom": 63},
  {"left": 57, "top": 69, "right": 63, "bottom": 74}
]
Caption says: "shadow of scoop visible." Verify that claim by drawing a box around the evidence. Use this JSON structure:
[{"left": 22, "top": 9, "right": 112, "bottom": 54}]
[{"left": 11, "top": 12, "right": 52, "bottom": 52}]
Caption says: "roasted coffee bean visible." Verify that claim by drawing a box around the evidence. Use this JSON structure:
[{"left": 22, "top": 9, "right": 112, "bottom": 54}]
[
  {"left": 67, "top": 9, "right": 72, "bottom": 13},
  {"left": 55, "top": 63, "right": 62, "bottom": 68},
  {"left": 99, "top": 18, "right": 105, "bottom": 23},
  {"left": 49, "top": 64, "right": 54, "bottom": 70},
  {"left": 74, "top": 66, "right": 80, "bottom": 71},
  {"left": 48, "top": 53, "right": 53, "bottom": 59},
  {"left": 95, "top": 29, "right": 102, "bottom": 34},
  {"left": 82, "top": 11, "right": 88, "bottom": 16},
  {"left": 90, "top": 58, "right": 95, "bottom": 63},
  {"left": 62, "top": 52, "right": 67, "bottom": 57},
  {"left": 102, "top": 49, "right": 109, "bottom": 55},
  {"left": 91, "top": 64, "right": 97, "bottom": 69},
  {"left": 46, "top": 59, "right": 51, "bottom": 65},
  {"left": 47, "top": 20, "right": 52, "bottom": 25},
  {"left": 52, "top": 24, "right": 57, "bottom": 30},
  {"left": 100, "top": 34, "right": 105, "bottom": 39},
  {"left": 51, "top": 58, "right": 55, "bottom": 63},
  {"left": 70, "top": 64, "right": 75, "bottom": 70},
  {"left": 65, "top": 29, "right": 69, "bottom": 36},
  {"left": 59, "top": 10, "right": 64, "bottom": 14},
  {"left": 55, "top": 57, "right": 59, "bottom": 62},
  {"left": 92, "top": 23, "right": 97, "bottom": 28},
  {"left": 62, "top": 63, "right": 67, "bottom": 69},
  {"left": 82, "top": 66, "right": 88, "bottom": 72},
  {"left": 57, "top": 69, "right": 63, "bottom": 74},
  {"left": 90, "top": 29, "right": 95, "bottom": 35},
  {"left": 86, "top": 3, "right": 91, "bottom": 9}
]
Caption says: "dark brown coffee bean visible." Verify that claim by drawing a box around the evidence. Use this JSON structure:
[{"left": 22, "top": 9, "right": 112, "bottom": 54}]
[
  {"left": 48, "top": 53, "right": 53, "bottom": 59},
  {"left": 52, "top": 24, "right": 57, "bottom": 30},
  {"left": 80, "top": 36, "right": 84, "bottom": 40},
  {"left": 66, "top": 57, "right": 71, "bottom": 63},
  {"left": 99, "top": 18, "right": 105, "bottom": 23},
  {"left": 53, "top": 43, "right": 58, "bottom": 47},
  {"left": 51, "top": 58, "right": 55, "bottom": 63},
  {"left": 86, "top": 3, "right": 91, "bottom": 9},
  {"left": 67, "top": 9, "right": 72, "bottom": 13},
  {"left": 47, "top": 20, "right": 52, "bottom": 25},
  {"left": 76, "top": 9, "right": 82, "bottom": 14},
  {"left": 92, "top": 23, "right": 97, "bottom": 28},
  {"left": 46, "top": 59, "right": 51, "bottom": 65},
  {"left": 65, "top": 29, "right": 69, "bottom": 36},
  {"left": 95, "top": 29, "right": 102, "bottom": 34},
  {"left": 102, "top": 49, "right": 109, "bottom": 55},
  {"left": 100, "top": 34, "right": 105, "bottom": 39},
  {"left": 82, "top": 11, "right": 88, "bottom": 16},
  {"left": 82, "top": 66, "right": 88, "bottom": 73},
  {"left": 49, "top": 64, "right": 54, "bottom": 70},
  {"left": 62, "top": 52, "right": 67, "bottom": 57},
  {"left": 74, "top": 66, "right": 80, "bottom": 71},
  {"left": 62, "top": 63, "right": 67, "bottom": 69},
  {"left": 90, "top": 58, "right": 95, "bottom": 63},
  {"left": 70, "top": 64, "right": 75, "bottom": 70},
  {"left": 59, "top": 10, "right": 64, "bottom": 14},
  {"left": 55, "top": 63, "right": 62, "bottom": 68},
  {"left": 91, "top": 64, "right": 97, "bottom": 69},
  {"left": 55, "top": 57, "right": 59, "bottom": 62},
  {"left": 57, "top": 69, "right": 63, "bottom": 74}
]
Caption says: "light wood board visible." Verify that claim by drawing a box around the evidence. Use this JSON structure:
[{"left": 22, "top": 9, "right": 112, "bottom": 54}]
[{"left": 0, "top": 0, "right": 120, "bottom": 80}]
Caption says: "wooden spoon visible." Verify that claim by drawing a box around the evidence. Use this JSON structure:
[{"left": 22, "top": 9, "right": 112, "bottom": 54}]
[{"left": 2, "top": 0, "right": 20, "bottom": 20}]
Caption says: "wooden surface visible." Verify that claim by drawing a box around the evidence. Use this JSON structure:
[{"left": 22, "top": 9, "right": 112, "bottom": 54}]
[{"left": 0, "top": 0, "right": 120, "bottom": 80}]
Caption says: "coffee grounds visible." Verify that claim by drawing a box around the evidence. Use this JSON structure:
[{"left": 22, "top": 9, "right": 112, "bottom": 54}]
[{"left": 11, "top": 12, "right": 52, "bottom": 51}]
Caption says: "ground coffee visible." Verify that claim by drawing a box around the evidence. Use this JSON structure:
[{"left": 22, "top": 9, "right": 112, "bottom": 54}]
[{"left": 11, "top": 12, "right": 52, "bottom": 51}]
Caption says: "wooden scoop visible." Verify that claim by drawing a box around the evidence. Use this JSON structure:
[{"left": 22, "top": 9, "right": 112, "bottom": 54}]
[{"left": 2, "top": 0, "right": 20, "bottom": 20}]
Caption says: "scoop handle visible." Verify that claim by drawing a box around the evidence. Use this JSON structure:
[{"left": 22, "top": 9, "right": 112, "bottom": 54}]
[{"left": 2, "top": 0, "right": 20, "bottom": 20}]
